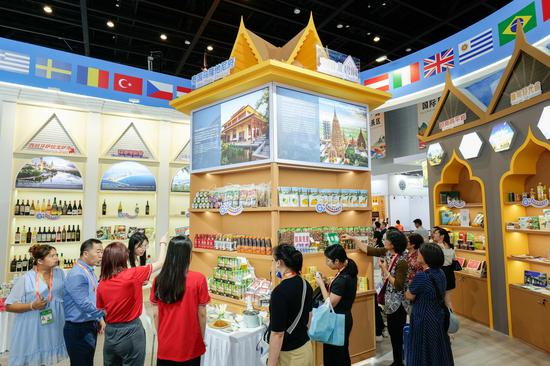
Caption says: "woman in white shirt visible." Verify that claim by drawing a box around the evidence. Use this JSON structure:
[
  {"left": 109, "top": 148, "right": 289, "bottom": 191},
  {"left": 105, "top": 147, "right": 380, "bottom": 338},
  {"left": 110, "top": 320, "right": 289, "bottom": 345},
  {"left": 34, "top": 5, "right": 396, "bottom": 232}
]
[{"left": 432, "top": 227, "right": 455, "bottom": 309}]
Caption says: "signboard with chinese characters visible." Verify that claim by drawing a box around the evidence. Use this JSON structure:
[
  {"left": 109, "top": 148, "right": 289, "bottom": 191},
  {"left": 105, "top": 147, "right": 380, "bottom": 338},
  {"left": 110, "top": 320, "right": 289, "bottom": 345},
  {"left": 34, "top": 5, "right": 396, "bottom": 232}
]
[
  {"left": 370, "top": 112, "right": 386, "bottom": 159},
  {"left": 417, "top": 96, "right": 440, "bottom": 149},
  {"left": 21, "top": 114, "right": 81, "bottom": 155},
  {"left": 316, "top": 45, "right": 360, "bottom": 83},
  {"left": 191, "top": 58, "right": 235, "bottom": 89},
  {"left": 510, "top": 81, "right": 542, "bottom": 106},
  {"left": 439, "top": 113, "right": 467, "bottom": 131}
]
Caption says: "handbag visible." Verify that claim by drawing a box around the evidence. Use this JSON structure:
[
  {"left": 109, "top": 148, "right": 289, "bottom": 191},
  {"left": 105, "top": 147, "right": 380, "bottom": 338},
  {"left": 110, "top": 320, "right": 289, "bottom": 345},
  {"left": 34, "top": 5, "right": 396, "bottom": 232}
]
[
  {"left": 258, "top": 277, "right": 307, "bottom": 365},
  {"left": 427, "top": 271, "right": 459, "bottom": 334},
  {"left": 308, "top": 299, "right": 340, "bottom": 344},
  {"left": 377, "top": 254, "right": 399, "bottom": 305},
  {"left": 452, "top": 259, "right": 462, "bottom": 272}
]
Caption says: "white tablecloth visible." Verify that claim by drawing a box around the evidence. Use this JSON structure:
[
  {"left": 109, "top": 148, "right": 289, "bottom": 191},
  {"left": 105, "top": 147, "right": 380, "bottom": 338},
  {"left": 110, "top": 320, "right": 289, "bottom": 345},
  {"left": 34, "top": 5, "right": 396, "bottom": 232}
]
[
  {"left": 0, "top": 311, "right": 14, "bottom": 355},
  {"left": 202, "top": 325, "right": 265, "bottom": 366}
]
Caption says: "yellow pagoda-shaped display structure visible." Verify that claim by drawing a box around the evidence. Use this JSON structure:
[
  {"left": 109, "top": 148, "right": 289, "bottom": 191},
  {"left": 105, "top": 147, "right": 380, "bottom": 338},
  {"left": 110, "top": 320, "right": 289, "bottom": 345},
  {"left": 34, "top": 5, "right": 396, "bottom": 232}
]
[{"left": 171, "top": 14, "right": 391, "bottom": 365}]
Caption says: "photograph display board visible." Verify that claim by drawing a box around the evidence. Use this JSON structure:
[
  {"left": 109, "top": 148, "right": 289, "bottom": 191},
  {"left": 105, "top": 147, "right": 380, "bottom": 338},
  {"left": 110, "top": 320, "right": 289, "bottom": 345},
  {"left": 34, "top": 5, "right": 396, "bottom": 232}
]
[
  {"left": 276, "top": 87, "right": 370, "bottom": 169},
  {"left": 15, "top": 156, "right": 83, "bottom": 189},
  {"left": 171, "top": 167, "right": 190, "bottom": 192},
  {"left": 100, "top": 161, "right": 156, "bottom": 191},
  {"left": 191, "top": 87, "right": 270, "bottom": 171}
]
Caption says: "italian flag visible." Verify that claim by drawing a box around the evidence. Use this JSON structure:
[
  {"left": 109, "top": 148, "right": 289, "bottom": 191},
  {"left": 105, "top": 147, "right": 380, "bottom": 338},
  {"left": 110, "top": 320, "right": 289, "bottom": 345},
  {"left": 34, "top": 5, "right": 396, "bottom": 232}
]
[{"left": 391, "top": 63, "right": 420, "bottom": 89}]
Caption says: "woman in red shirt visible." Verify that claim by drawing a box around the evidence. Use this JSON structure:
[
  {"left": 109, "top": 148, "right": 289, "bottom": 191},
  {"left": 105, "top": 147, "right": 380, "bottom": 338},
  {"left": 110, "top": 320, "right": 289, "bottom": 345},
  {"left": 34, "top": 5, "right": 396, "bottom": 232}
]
[
  {"left": 151, "top": 235, "right": 210, "bottom": 366},
  {"left": 97, "top": 235, "right": 167, "bottom": 366}
]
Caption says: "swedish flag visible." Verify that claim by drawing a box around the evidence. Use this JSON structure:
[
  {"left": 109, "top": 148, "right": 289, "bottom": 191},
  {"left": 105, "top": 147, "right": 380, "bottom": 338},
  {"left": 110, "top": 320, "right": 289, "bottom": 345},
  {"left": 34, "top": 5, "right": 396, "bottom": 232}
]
[{"left": 35, "top": 57, "right": 72, "bottom": 81}]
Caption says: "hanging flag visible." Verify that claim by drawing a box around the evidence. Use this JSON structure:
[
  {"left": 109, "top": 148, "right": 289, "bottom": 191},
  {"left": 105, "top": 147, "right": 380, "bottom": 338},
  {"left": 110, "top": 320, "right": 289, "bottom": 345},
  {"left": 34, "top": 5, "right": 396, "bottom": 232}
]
[
  {"left": 0, "top": 49, "right": 30, "bottom": 74},
  {"left": 146, "top": 80, "right": 173, "bottom": 100},
  {"left": 363, "top": 73, "right": 389, "bottom": 91},
  {"left": 76, "top": 65, "right": 109, "bottom": 88},
  {"left": 543, "top": 0, "right": 550, "bottom": 21},
  {"left": 176, "top": 86, "right": 192, "bottom": 98},
  {"left": 391, "top": 63, "right": 420, "bottom": 89},
  {"left": 35, "top": 57, "right": 72, "bottom": 81},
  {"left": 113, "top": 73, "right": 143, "bottom": 95},
  {"left": 498, "top": 2, "right": 537, "bottom": 46},
  {"left": 458, "top": 29, "right": 494, "bottom": 65},
  {"left": 423, "top": 48, "right": 454, "bottom": 78}
]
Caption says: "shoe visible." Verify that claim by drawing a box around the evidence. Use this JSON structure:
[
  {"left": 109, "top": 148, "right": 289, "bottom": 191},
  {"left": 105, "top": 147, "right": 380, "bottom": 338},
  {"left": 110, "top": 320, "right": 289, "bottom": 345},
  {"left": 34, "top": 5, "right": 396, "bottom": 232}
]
[{"left": 382, "top": 329, "right": 390, "bottom": 338}]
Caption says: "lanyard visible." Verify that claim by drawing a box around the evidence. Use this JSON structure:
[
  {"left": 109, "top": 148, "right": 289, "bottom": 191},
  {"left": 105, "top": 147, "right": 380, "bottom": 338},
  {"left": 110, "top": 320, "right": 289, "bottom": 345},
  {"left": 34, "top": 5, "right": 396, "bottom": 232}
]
[
  {"left": 283, "top": 271, "right": 297, "bottom": 280},
  {"left": 35, "top": 270, "right": 53, "bottom": 302},
  {"left": 76, "top": 262, "right": 97, "bottom": 293}
]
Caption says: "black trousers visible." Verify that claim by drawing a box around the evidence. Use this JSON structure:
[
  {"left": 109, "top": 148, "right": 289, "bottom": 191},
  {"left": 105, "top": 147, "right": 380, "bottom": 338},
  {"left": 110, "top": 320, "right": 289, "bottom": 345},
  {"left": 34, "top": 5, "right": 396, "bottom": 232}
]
[
  {"left": 387, "top": 305, "right": 407, "bottom": 366},
  {"left": 375, "top": 302, "right": 385, "bottom": 336},
  {"left": 63, "top": 321, "right": 98, "bottom": 366},
  {"left": 157, "top": 357, "right": 201, "bottom": 366},
  {"left": 323, "top": 313, "right": 353, "bottom": 366}
]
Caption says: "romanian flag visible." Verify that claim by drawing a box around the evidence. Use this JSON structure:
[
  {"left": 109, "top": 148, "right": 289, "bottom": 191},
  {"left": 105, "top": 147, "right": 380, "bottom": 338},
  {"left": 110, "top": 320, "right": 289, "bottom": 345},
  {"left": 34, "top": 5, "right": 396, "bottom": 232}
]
[{"left": 76, "top": 65, "right": 109, "bottom": 88}]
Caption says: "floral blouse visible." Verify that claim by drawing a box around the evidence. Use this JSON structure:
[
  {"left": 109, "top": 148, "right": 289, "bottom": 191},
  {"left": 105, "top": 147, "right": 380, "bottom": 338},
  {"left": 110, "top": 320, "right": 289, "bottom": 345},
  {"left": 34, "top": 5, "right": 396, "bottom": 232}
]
[{"left": 406, "top": 249, "right": 424, "bottom": 284}]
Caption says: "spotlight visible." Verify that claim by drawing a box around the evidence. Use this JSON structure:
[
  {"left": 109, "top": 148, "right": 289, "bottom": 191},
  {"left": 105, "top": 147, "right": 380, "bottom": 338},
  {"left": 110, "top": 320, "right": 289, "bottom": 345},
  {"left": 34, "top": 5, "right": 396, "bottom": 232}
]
[
  {"left": 405, "top": 48, "right": 412, "bottom": 52},
  {"left": 160, "top": 34, "right": 167, "bottom": 40},
  {"left": 294, "top": 8, "right": 301, "bottom": 14},
  {"left": 106, "top": 20, "right": 115, "bottom": 28},
  {"left": 376, "top": 55, "right": 387, "bottom": 62},
  {"left": 373, "top": 36, "right": 380, "bottom": 42},
  {"left": 336, "top": 23, "right": 343, "bottom": 29},
  {"left": 206, "top": 45, "right": 214, "bottom": 51},
  {"left": 184, "top": 40, "right": 191, "bottom": 45},
  {"left": 43, "top": 5, "right": 53, "bottom": 14}
]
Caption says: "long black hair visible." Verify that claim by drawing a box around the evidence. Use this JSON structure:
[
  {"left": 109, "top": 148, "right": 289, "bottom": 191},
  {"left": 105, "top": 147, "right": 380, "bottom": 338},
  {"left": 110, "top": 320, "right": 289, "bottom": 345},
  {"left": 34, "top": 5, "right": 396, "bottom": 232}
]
[
  {"left": 153, "top": 235, "right": 192, "bottom": 304},
  {"left": 324, "top": 244, "right": 358, "bottom": 278},
  {"left": 128, "top": 232, "right": 148, "bottom": 267},
  {"left": 433, "top": 227, "right": 453, "bottom": 249},
  {"left": 273, "top": 243, "right": 303, "bottom": 274}
]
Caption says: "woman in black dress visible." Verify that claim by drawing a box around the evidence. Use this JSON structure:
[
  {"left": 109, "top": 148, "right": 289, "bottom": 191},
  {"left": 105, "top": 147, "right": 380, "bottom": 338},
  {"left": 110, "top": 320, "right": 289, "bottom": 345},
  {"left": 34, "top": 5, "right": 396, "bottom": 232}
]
[{"left": 315, "top": 244, "right": 358, "bottom": 366}]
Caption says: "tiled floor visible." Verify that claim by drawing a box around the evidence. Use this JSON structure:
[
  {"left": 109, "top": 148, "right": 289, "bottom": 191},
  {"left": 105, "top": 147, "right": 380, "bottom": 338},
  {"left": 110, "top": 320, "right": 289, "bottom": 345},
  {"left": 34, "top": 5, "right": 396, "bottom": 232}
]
[{"left": 1, "top": 315, "right": 549, "bottom": 365}]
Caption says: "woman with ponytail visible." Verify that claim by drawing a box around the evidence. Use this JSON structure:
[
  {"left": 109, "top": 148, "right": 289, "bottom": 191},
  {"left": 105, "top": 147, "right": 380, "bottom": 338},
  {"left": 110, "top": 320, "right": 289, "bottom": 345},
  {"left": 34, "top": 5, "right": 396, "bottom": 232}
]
[{"left": 315, "top": 244, "right": 358, "bottom": 366}]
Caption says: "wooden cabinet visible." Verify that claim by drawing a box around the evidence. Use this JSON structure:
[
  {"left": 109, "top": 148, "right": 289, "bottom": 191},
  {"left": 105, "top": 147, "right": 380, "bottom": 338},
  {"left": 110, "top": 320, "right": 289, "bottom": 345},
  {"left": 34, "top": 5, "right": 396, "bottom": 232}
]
[
  {"left": 450, "top": 272, "right": 490, "bottom": 326},
  {"left": 510, "top": 285, "right": 550, "bottom": 353}
]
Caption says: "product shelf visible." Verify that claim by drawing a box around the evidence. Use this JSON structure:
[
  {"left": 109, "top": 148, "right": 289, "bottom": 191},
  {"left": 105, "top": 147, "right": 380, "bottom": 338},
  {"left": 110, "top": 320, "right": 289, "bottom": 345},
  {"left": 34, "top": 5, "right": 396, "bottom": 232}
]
[
  {"left": 97, "top": 215, "right": 156, "bottom": 219},
  {"left": 10, "top": 241, "right": 81, "bottom": 246},
  {"left": 436, "top": 202, "right": 483, "bottom": 208},
  {"left": 15, "top": 188, "right": 84, "bottom": 193},
  {"left": 508, "top": 256, "right": 550, "bottom": 267},
  {"left": 441, "top": 225, "right": 484, "bottom": 232},
  {"left": 505, "top": 228, "right": 550, "bottom": 235},
  {"left": 192, "top": 247, "right": 272, "bottom": 261},
  {"left": 189, "top": 207, "right": 273, "bottom": 213},
  {"left": 456, "top": 248, "right": 486, "bottom": 255}
]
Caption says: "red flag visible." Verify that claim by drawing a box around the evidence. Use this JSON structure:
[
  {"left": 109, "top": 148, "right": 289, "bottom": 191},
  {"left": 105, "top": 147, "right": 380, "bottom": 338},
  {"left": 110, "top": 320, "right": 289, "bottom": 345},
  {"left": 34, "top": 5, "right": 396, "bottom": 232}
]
[
  {"left": 113, "top": 73, "right": 143, "bottom": 95},
  {"left": 543, "top": 0, "right": 550, "bottom": 21}
]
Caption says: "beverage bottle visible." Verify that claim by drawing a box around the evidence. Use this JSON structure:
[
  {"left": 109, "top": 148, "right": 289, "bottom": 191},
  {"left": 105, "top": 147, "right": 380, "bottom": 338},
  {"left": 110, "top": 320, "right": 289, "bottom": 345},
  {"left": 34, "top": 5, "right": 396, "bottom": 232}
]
[
  {"left": 52, "top": 197, "right": 58, "bottom": 215},
  {"left": 77, "top": 200, "right": 82, "bottom": 215},
  {"left": 15, "top": 256, "right": 22, "bottom": 272},
  {"left": 10, "top": 256, "right": 17, "bottom": 272},
  {"left": 31, "top": 227, "right": 37, "bottom": 243},
  {"left": 62, "top": 225, "right": 67, "bottom": 242},
  {"left": 56, "top": 227, "right": 61, "bottom": 242},
  {"left": 118, "top": 202, "right": 123, "bottom": 214},
  {"left": 62, "top": 200, "right": 68, "bottom": 215},
  {"left": 14, "top": 199, "right": 20, "bottom": 215},
  {"left": 73, "top": 201, "right": 78, "bottom": 215},
  {"left": 26, "top": 226, "right": 32, "bottom": 244},
  {"left": 46, "top": 199, "right": 52, "bottom": 215},
  {"left": 25, "top": 200, "right": 30, "bottom": 216},
  {"left": 76, "top": 225, "right": 80, "bottom": 242},
  {"left": 145, "top": 201, "right": 150, "bottom": 215},
  {"left": 30, "top": 200, "right": 35, "bottom": 216},
  {"left": 102, "top": 200, "right": 107, "bottom": 215},
  {"left": 135, "top": 203, "right": 139, "bottom": 215},
  {"left": 21, "top": 255, "right": 29, "bottom": 271},
  {"left": 59, "top": 253, "right": 64, "bottom": 268},
  {"left": 15, "top": 227, "right": 21, "bottom": 244},
  {"left": 67, "top": 201, "right": 72, "bottom": 215}
]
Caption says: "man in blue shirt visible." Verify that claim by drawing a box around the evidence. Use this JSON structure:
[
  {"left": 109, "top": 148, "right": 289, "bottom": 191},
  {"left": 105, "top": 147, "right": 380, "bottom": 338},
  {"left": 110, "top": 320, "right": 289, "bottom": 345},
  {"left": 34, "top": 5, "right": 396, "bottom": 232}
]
[{"left": 63, "top": 239, "right": 104, "bottom": 366}]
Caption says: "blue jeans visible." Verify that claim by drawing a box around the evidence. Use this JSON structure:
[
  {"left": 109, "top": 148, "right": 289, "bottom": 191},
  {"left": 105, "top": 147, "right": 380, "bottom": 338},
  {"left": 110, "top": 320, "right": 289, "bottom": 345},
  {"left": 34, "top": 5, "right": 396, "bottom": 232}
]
[{"left": 63, "top": 321, "right": 98, "bottom": 366}]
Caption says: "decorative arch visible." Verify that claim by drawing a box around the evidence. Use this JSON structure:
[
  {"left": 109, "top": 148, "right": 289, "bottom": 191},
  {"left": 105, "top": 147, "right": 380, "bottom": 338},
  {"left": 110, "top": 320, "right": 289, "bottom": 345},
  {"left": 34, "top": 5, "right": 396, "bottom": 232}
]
[
  {"left": 15, "top": 156, "right": 83, "bottom": 190},
  {"left": 171, "top": 167, "right": 190, "bottom": 192},
  {"left": 100, "top": 161, "right": 156, "bottom": 191}
]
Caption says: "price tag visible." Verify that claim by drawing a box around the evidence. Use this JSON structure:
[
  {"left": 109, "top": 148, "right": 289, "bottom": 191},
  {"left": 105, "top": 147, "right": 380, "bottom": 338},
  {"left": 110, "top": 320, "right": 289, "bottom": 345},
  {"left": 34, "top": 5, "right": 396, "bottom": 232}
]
[{"left": 293, "top": 232, "right": 310, "bottom": 247}]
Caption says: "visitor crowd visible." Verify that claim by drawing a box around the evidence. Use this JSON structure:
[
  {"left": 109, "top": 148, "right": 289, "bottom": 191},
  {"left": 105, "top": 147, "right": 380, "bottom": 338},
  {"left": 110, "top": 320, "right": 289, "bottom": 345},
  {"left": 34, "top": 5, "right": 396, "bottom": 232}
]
[{"left": 5, "top": 219, "right": 454, "bottom": 366}]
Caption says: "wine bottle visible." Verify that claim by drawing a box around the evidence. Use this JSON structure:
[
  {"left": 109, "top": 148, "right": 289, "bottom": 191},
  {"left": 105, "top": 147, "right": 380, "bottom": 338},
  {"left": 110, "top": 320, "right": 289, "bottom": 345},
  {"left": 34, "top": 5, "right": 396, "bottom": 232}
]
[
  {"left": 10, "top": 256, "right": 17, "bottom": 272},
  {"left": 62, "top": 225, "right": 67, "bottom": 242},
  {"left": 30, "top": 200, "right": 35, "bottom": 216},
  {"left": 67, "top": 201, "right": 72, "bottom": 215},
  {"left": 56, "top": 227, "right": 61, "bottom": 242},
  {"left": 59, "top": 253, "right": 64, "bottom": 268},
  {"left": 118, "top": 202, "right": 123, "bottom": 214},
  {"left": 15, "top": 256, "right": 22, "bottom": 272},
  {"left": 14, "top": 199, "right": 20, "bottom": 215},
  {"left": 36, "top": 227, "right": 42, "bottom": 243},
  {"left": 102, "top": 200, "right": 107, "bottom": 215},
  {"left": 21, "top": 255, "right": 29, "bottom": 272},
  {"left": 145, "top": 200, "right": 150, "bottom": 215},
  {"left": 62, "top": 201, "right": 68, "bottom": 215},
  {"left": 73, "top": 201, "right": 77, "bottom": 216},
  {"left": 41, "top": 199, "right": 46, "bottom": 214},
  {"left": 67, "top": 226, "right": 72, "bottom": 242},
  {"left": 135, "top": 203, "right": 139, "bottom": 215},
  {"left": 31, "top": 227, "right": 37, "bottom": 243},
  {"left": 26, "top": 226, "right": 32, "bottom": 244},
  {"left": 77, "top": 200, "right": 82, "bottom": 215},
  {"left": 52, "top": 197, "right": 58, "bottom": 215},
  {"left": 14, "top": 227, "right": 20, "bottom": 244},
  {"left": 76, "top": 225, "right": 80, "bottom": 242},
  {"left": 25, "top": 200, "right": 30, "bottom": 216}
]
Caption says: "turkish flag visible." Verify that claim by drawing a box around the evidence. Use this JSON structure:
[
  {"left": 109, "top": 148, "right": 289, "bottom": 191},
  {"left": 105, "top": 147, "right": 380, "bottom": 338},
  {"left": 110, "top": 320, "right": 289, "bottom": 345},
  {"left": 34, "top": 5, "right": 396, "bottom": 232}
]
[{"left": 113, "top": 73, "right": 143, "bottom": 95}]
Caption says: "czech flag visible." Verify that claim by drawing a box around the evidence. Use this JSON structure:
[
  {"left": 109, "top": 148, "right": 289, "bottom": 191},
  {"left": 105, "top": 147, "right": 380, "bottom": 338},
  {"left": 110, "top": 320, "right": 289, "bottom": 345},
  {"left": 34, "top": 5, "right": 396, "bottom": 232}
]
[
  {"left": 147, "top": 80, "right": 173, "bottom": 100},
  {"left": 76, "top": 65, "right": 109, "bottom": 88}
]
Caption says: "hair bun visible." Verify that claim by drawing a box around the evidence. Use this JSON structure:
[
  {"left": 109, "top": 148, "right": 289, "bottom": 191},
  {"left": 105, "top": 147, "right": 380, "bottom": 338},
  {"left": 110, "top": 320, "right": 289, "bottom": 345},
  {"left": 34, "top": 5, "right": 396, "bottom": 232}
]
[{"left": 29, "top": 244, "right": 40, "bottom": 258}]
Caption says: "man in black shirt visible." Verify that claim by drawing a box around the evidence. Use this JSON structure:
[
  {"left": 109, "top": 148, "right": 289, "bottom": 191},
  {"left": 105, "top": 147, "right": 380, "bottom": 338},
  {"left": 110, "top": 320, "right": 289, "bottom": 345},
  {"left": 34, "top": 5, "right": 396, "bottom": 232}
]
[{"left": 374, "top": 221, "right": 384, "bottom": 247}]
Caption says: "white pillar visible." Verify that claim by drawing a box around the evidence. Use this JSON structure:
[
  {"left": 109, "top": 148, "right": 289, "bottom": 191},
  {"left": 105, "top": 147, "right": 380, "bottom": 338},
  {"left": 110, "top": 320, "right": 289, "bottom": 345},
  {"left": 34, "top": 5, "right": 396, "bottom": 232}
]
[
  {"left": 0, "top": 96, "right": 18, "bottom": 282},
  {"left": 156, "top": 122, "right": 171, "bottom": 255},
  {"left": 82, "top": 110, "right": 102, "bottom": 241}
]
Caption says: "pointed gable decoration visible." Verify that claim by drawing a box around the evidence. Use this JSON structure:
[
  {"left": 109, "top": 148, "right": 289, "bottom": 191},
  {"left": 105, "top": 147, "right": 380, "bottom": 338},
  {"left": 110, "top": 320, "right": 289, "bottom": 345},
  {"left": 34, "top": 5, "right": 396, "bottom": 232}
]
[
  {"left": 487, "top": 24, "right": 550, "bottom": 115},
  {"left": 229, "top": 13, "right": 323, "bottom": 73},
  {"left": 421, "top": 72, "right": 486, "bottom": 142},
  {"left": 174, "top": 140, "right": 191, "bottom": 162},
  {"left": 19, "top": 113, "right": 83, "bottom": 156},
  {"left": 104, "top": 123, "right": 156, "bottom": 160}
]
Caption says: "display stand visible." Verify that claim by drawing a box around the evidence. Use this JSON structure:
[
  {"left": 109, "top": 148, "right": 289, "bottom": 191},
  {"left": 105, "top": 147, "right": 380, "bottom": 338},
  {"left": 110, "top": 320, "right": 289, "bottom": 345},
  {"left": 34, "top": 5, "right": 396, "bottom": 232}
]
[
  {"left": 500, "top": 130, "right": 550, "bottom": 353},
  {"left": 171, "top": 15, "right": 390, "bottom": 365},
  {"left": 433, "top": 152, "right": 492, "bottom": 327}
]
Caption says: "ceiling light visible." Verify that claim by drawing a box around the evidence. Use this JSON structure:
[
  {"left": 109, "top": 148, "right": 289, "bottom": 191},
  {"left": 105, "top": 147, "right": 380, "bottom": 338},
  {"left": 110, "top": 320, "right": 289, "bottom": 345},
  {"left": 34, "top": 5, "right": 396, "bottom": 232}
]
[
  {"left": 373, "top": 36, "right": 380, "bottom": 42},
  {"left": 294, "top": 8, "right": 301, "bottom": 14},
  {"left": 43, "top": 5, "right": 52, "bottom": 14},
  {"left": 405, "top": 47, "right": 412, "bottom": 52},
  {"left": 382, "top": 2, "right": 386, "bottom": 5},
  {"left": 106, "top": 20, "right": 115, "bottom": 28},
  {"left": 160, "top": 34, "right": 167, "bottom": 40},
  {"left": 336, "top": 23, "right": 344, "bottom": 29},
  {"left": 376, "top": 55, "right": 387, "bottom": 62},
  {"left": 367, "top": 32, "right": 371, "bottom": 36},
  {"left": 368, "top": 4, "right": 371, "bottom": 8},
  {"left": 345, "top": 24, "right": 350, "bottom": 28},
  {"left": 184, "top": 40, "right": 191, "bottom": 45},
  {"left": 207, "top": 45, "right": 214, "bottom": 51}
]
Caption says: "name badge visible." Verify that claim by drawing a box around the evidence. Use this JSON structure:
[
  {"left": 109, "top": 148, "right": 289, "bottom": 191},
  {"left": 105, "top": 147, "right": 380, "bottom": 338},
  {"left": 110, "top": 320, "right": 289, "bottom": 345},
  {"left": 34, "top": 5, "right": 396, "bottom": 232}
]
[{"left": 39, "top": 308, "right": 54, "bottom": 326}]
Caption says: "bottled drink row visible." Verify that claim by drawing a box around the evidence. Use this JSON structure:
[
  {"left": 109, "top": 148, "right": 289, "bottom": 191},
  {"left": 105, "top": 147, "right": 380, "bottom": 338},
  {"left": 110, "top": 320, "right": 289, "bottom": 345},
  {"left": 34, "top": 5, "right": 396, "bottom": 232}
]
[
  {"left": 10, "top": 253, "right": 77, "bottom": 272},
  {"left": 102, "top": 200, "right": 151, "bottom": 216},
  {"left": 194, "top": 234, "right": 273, "bottom": 255},
  {"left": 14, "top": 198, "right": 82, "bottom": 216},
  {"left": 14, "top": 225, "right": 81, "bottom": 244}
]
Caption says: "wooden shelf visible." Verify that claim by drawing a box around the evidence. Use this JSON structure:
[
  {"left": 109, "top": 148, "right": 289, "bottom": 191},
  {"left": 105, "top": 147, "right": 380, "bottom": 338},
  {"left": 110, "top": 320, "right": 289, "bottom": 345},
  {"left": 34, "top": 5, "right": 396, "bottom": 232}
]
[
  {"left": 98, "top": 215, "right": 156, "bottom": 219},
  {"left": 169, "top": 214, "right": 189, "bottom": 218},
  {"left": 437, "top": 203, "right": 483, "bottom": 208},
  {"left": 13, "top": 215, "right": 83, "bottom": 219},
  {"left": 169, "top": 192, "right": 190, "bottom": 196},
  {"left": 506, "top": 228, "right": 550, "bottom": 235},
  {"left": 190, "top": 207, "right": 273, "bottom": 213},
  {"left": 10, "top": 241, "right": 81, "bottom": 246},
  {"left": 193, "top": 163, "right": 271, "bottom": 176},
  {"left": 278, "top": 207, "right": 371, "bottom": 212},
  {"left": 455, "top": 271, "right": 487, "bottom": 280},
  {"left": 192, "top": 247, "right": 272, "bottom": 260},
  {"left": 456, "top": 248, "right": 486, "bottom": 255},
  {"left": 441, "top": 225, "right": 484, "bottom": 231},
  {"left": 209, "top": 293, "right": 268, "bottom": 311},
  {"left": 508, "top": 256, "right": 550, "bottom": 267},
  {"left": 277, "top": 162, "right": 368, "bottom": 174}
]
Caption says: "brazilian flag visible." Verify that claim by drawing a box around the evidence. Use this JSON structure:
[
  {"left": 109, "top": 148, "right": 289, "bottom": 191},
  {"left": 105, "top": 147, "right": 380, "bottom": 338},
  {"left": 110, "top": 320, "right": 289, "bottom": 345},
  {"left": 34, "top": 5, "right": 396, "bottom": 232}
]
[{"left": 498, "top": 2, "right": 537, "bottom": 46}]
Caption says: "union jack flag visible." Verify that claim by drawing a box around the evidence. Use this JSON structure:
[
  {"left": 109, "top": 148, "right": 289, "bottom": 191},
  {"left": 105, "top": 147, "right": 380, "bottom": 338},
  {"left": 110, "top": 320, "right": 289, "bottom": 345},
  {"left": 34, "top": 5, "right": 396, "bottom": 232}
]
[{"left": 423, "top": 48, "right": 454, "bottom": 78}]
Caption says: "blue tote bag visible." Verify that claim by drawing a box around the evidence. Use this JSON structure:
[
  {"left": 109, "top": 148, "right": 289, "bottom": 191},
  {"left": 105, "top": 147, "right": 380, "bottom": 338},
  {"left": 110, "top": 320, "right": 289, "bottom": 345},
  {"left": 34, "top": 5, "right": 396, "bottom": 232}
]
[{"left": 308, "top": 300, "right": 345, "bottom": 346}]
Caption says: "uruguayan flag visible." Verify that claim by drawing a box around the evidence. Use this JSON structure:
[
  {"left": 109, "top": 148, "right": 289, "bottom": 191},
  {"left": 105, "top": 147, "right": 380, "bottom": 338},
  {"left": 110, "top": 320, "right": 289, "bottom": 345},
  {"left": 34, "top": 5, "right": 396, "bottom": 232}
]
[
  {"left": 0, "top": 49, "right": 30, "bottom": 74},
  {"left": 459, "top": 29, "right": 494, "bottom": 65}
]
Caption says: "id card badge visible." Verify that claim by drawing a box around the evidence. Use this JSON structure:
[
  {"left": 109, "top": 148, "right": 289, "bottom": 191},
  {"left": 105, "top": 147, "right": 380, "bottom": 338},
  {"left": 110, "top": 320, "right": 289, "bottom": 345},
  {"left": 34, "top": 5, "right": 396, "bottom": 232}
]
[{"left": 39, "top": 308, "right": 54, "bottom": 326}]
